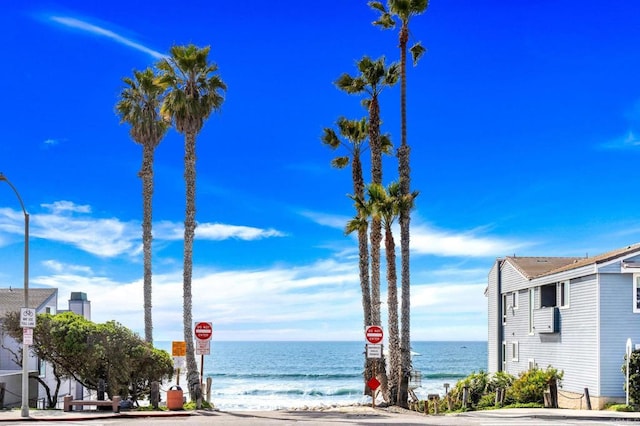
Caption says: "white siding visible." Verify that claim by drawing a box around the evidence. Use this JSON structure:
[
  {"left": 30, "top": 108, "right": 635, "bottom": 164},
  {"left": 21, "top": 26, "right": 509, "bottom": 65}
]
[
  {"left": 599, "top": 273, "right": 640, "bottom": 398},
  {"left": 500, "top": 262, "right": 531, "bottom": 375},
  {"left": 501, "top": 262, "right": 529, "bottom": 293},
  {"left": 498, "top": 274, "right": 599, "bottom": 395},
  {"left": 487, "top": 261, "right": 500, "bottom": 373}
]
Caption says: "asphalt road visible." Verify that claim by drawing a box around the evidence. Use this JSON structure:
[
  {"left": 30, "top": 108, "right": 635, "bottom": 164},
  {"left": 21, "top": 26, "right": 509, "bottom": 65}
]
[{"left": 1, "top": 410, "right": 632, "bottom": 426}]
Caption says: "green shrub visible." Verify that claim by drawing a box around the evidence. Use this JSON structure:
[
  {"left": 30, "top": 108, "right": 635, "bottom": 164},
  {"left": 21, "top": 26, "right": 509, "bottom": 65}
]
[
  {"left": 452, "top": 371, "right": 489, "bottom": 407},
  {"left": 477, "top": 392, "right": 497, "bottom": 409},
  {"left": 506, "top": 366, "right": 563, "bottom": 404},
  {"left": 622, "top": 349, "right": 640, "bottom": 408},
  {"left": 487, "top": 371, "right": 515, "bottom": 393},
  {"left": 606, "top": 403, "right": 634, "bottom": 412}
]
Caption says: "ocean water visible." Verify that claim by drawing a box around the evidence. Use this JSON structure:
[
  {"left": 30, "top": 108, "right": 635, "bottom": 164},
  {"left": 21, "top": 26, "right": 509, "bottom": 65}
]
[{"left": 157, "top": 341, "right": 486, "bottom": 411}]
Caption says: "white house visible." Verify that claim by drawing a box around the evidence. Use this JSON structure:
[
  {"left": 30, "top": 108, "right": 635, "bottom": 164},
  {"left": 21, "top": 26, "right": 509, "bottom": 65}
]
[
  {"left": 0, "top": 289, "right": 92, "bottom": 408},
  {"left": 486, "top": 243, "right": 640, "bottom": 409}
]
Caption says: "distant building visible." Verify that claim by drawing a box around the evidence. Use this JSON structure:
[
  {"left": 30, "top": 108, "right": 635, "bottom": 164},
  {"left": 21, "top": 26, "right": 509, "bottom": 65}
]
[
  {"left": 0, "top": 289, "right": 92, "bottom": 408},
  {"left": 486, "top": 243, "right": 640, "bottom": 409}
]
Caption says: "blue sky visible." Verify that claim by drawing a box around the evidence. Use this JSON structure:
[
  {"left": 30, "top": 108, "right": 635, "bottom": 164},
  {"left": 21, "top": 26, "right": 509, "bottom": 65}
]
[{"left": 1, "top": 1, "right": 639, "bottom": 342}]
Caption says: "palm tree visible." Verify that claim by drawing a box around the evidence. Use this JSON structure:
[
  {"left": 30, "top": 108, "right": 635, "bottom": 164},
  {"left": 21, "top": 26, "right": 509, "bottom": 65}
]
[
  {"left": 336, "top": 55, "right": 398, "bottom": 404},
  {"left": 156, "top": 44, "right": 226, "bottom": 403},
  {"left": 336, "top": 56, "right": 398, "bottom": 404},
  {"left": 370, "top": 0, "right": 428, "bottom": 407},
  {"left": 322, "top": 117, "right": 371, "bottom": 328},
  {"left": 323, "top": 117, "right": 381, "bottom": 396},
  {"left": 367, "top": 182, "right": 418, "bottom": 403},
  {"left": 335, "top": 56, "right": 398, "bottom": 328},
  {"left": 116, "top": 68, "right": 169, "bottom": 344}
]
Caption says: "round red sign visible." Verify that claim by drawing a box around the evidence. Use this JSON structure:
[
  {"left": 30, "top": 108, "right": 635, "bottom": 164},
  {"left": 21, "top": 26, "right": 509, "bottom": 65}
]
[
  {"left": 365, "top": 325, "right": 383, "bottom": 344},
  {"left": 194, "top": 322, "right": 213, "bottom": 341}
]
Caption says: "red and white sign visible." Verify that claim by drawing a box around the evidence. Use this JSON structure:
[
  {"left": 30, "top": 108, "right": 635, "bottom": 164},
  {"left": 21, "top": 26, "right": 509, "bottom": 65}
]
[
  {"left": 365, "top": 325, "right": 383, "bottom": 344},
  {"left": 194, "top": 322, "right": 213, "bottom": 341},
  {"left": 23, "top": 328, "right": 33, "bottom": 345},
  {"left": 196, "top": 340, "right": 211, "bottom": 356}
]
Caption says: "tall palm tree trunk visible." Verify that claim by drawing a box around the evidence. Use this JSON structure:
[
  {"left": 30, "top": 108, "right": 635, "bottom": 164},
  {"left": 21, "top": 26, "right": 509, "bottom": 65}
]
[
  {"left": 182, "top": 131, "right": 202, "bottom": 402},
  {"left": 352, "top": 156, "right": 376, "bottom": 396},
  {"left": 385, "top": 226, "right": 400, "bottom": 404},
  {"left": 368, "top": 96, "right": 389, "bottom": 402},
  {"left": 140, "top": 147, "right": 155, "bottom": 344},
  {"left": 397, "top": 23, "right": 412, "bottom": 409}
]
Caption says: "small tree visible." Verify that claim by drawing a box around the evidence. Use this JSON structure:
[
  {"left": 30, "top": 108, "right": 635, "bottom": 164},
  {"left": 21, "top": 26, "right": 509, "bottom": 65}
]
[
  {"left": 2, "top": 311, "right": 173, "bottom": 406},
  {"left": 622, "top": 349, "right": 640, "bottom": 407}
]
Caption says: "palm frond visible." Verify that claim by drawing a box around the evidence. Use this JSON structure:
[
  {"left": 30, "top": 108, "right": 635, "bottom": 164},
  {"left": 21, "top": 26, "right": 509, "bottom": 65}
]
[
  {"left": 345, "top": 215, "right": 368, "bottom": 235},
  {"left": 368, "top": 1, "right": 387, "bottom": 13},
  {"left": 321, "top": 128, "right": 340, "bottom": 149},
  {"left": 331, "top": 156, "right": 350, "bottom": 169},
  {"left": 380, "top": 133, "right": 393, "bottom": 154},
  {"left": 410, "top": 42, "right": 427, "bottom": 66},
  {"left": 373, "top": 13, "right": 395, "bottom": 29}
]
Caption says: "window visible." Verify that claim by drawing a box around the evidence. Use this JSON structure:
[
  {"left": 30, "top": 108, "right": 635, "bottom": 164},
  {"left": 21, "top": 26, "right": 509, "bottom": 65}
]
[
  {"left": 511, "top": 291, "right": 519, "bottom": 310},
  {"left": 540, "top": 284, "right": 557, "bottom": 307},
  {"left": 528, "top": 288, "right": 535, "bottom": 334},
  {"left": 528, "top": 358, "right": 536, "bottom": 370},
  {"left": 501, "top": 341, "right": 507, "bottom": 371},
  {"left": 559, "top": 281, "right": 570, "bottom": 308},
  {"left": 502, "top": 294, "right": 508, "bottom": 324},
  {"left": 38, "top": 357, "right": 46, "bottom": 378},
  {"left": 634, "top": 274, "right": 640, "bottom": 313},
  {"left": 511, "top": 341, "right": 519, "bottom": 362}
]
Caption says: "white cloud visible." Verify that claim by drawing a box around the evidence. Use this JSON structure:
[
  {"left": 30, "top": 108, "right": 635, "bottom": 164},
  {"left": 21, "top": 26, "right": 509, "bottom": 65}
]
[
  {"left": 305, "top": 210, "right": 525, "bottom": 258},
  {"left": 41, "top": 201, "right": 91, "bottom": 214},
  {"left": 196, "top": 223, "right": 286, "bottom": 240},
  {"left": 599, "top": 131, "right": 640, "bottom": 150},
  {"left": 34, "top": 213, "right": 137, "bottom": 258},
  {"left": 301, "top": 210, "right": 352, "bottom": 229},
  {"left": 42, "top": 260, "right": 93, "bottom": 275},
  {"left": 49, "top": 16, "right": 165, "bottom": 59},
  {"left": 0, "top": 202, "right": 286, "bottom": 257},
  {"left": 410, "top": 224, "right": 526, "bottom": 258},
  {"left": 410, "top": 282, "right": 487, "bottom": 314},
  {"left": 35, "top": 257, "right": 365, "bottom": 341}
]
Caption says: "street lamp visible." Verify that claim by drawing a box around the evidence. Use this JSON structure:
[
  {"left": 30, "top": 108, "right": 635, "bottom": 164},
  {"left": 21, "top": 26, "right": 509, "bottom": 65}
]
[{"left": 0, "top": 173, "right": 30, "bottom": 418}]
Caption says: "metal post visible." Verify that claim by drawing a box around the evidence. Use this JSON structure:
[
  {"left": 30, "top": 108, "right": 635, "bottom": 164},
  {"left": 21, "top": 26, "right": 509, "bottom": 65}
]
[
  {"left": 0, "top": 173, "right": 29, "bottom": 418},
  {"left": 627, "top": 338, "right": 632, "bottom": 406}
]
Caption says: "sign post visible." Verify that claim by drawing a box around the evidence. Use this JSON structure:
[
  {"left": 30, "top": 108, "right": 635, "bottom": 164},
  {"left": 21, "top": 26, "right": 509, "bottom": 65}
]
[
  {"left": 194, "top": 322, "right": 213, "bottom": 388},
  {"left": 627, "top": 338, "right": 633, "bottom": 406},
  {"left": 365, "top": 326, "right": 384, "bottom": 408},
  {"left": 172, "top": 341, "right": 186, "bottom": 386}
]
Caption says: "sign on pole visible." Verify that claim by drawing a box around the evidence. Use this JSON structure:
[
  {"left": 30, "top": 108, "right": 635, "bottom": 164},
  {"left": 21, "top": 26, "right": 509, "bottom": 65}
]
[
  {"left": 367, "top": 344, "right": 382, "bottom": 359},
  {"left": 20, "top": 308, "right": 36, "bottom": 328},
  {"left": 194, "top": 322, "right": 213, "bottom": 341},
  {"left": 22, "top": 328, "right": 33, "bottom": 345},
  {"left": 172, "top": 341, "right": 186, "bottom": 357},
  {"left": 196, "top": 340, "right": 211, "bottom": 356},
  {"left": 365, "top": 325, "right": 384, "bottom": 344},
  {"left": 172, "top": 356, "right": 186, "bottom": 369}
]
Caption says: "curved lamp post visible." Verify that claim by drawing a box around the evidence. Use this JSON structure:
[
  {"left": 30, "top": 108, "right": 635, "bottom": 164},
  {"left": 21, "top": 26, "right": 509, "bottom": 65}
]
[{"left": 0, "top": 173, "right": 30, "bottom": 418}]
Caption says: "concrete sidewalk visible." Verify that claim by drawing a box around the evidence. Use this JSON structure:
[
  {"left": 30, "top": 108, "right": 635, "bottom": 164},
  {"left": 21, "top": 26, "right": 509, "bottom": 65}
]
[{"left": 456, "top": 407, "right": 640, "bottom": 422}]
